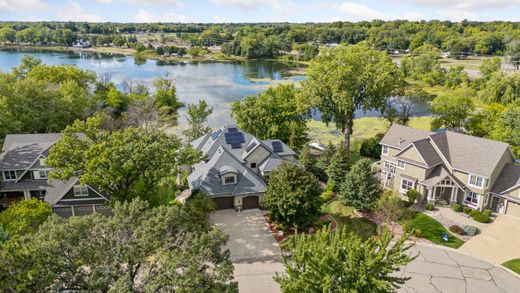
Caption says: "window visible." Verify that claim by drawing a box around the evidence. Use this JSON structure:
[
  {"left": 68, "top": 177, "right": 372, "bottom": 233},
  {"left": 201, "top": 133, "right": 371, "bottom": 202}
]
[
  {"left": 384, "top": 161, "right": 396, "bottom": 174},
  {"left": 3, "top": 170, "right": 16, "bottom": 180},
  {"left": 400, "top": 178, "right": 414, "bottom": 192},
  {"left": 397, "top": 160, "right": 405, "bottom": 169},
  {"left": 38, "top": 170, "right": 49, "bottom": 179},
  {"left": 468, "top": 174, "right": 484, "bottom": 188},
  {"left": 464, "top": 191, "right": 479, "bottom": 205},
  {"left": 382, "top": 145, "right": 389, "bottom": 155},
  {"left": 224, "top": 176, "right": 236, "bottom": 184},
  {"left": 73, "top": 185, "right": 89, "bottom": 197},
  {"left": 250, "top": 163, "right": 257, "bottom": 169},
  {"left": 39, "top": 158, "right": 46, "bottom": 166}
]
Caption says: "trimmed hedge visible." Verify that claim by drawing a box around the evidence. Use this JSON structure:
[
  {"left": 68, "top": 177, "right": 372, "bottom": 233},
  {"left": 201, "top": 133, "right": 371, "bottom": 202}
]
[
  {"left": 472, "top": 212, "right": 491, "bottom": 223},
  {"left": 451, "top": 203, "right": 462, "bottom": 212},
  {"left": 463, "top": 206, "right": 472, "bottom": 214},
  {"left": 483, "top": 209, "right": 492, "bottom": 217},
  {"left": 425, "top": 203, "right": 434, "bottom": 211}
]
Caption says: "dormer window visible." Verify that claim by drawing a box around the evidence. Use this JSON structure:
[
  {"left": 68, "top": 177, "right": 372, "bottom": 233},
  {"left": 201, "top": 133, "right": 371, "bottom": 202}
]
[
  {"left": 382, "top": 145, "right": 389, "bottom": 155},
  {"left": 3, "top": 170, "right": 17, "bottom": 181},
  {"left": 39, "top": 170, "right": 49, "bottom": 179},
  {"left": 73, "top": 185, "right": 89, "bottom": 197},
  {"left": 224, "top": 175, "right": 236, "bottom": 185},
  {"left": 39, "top": 158, "right": 47, "bottom": 166}
]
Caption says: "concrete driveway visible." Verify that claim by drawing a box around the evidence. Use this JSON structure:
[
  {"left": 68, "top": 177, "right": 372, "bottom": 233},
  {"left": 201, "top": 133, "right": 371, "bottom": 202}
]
[
  {"left": 398, "top": 244, "right": 520, "bottom": 293},
  {"left": 210, "top": 209, "right": 284, "bottom": 293},
  {"left": 460, "top": 215, "right": 520, "bottom": 264}
]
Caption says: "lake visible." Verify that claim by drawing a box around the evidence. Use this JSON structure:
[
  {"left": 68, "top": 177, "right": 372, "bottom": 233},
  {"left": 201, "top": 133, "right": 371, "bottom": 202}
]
[{"left": 0, "top": 49, "right": 430, "bottom": 127}]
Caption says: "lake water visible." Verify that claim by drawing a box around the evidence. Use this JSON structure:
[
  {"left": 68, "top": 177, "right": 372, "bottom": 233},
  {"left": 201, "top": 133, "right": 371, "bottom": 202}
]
[{"left": 0, "top": 49, "right": 430, "bottom": 127}]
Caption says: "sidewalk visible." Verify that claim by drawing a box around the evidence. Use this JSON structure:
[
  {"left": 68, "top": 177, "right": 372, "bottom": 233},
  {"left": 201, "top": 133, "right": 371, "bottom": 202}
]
[{"left": 423, "top": 206, "right": 490, "bottom": 240}]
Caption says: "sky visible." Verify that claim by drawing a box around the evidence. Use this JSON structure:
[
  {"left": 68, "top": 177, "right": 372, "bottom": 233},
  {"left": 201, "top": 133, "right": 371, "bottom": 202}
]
[{"left": 0, "top": 0, "right": 519, "bottom": 23}]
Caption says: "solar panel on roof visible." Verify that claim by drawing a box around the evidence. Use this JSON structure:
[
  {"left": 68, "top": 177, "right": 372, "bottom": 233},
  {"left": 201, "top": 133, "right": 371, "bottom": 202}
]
[
  {"left": 272, "top": 141, "right": 283, "bottom": 153},
  {"left": 245, "top": 141, "right": 257, "bottom": 152},
  {"left": 228, "top": 127, "right": 239, "bottom": 133},
  {"left": 231, "top": 142, "right": 242, "bottom": 149}
]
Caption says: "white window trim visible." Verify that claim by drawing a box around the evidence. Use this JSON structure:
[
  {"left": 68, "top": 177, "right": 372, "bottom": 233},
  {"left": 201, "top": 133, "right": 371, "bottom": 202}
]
[
  {"left": 39, "top": 158, "right": 47, "bottom": 166},
  {"left": 400, "top": 178, "right": 414, "bottom": 193},
  {"left": 464, "top": 191, "right": 480, "bottom": 207},
  {"left": 3, "top": 170, "right": 17, "bottom": 181},
  {"left": 384, "top": 160, "right": 396, "bottom": 174},
  {"left": 396, "top": 160, "right": 405, "bottom": 170},
  {"left": 381, "top": 145, "right": 389, "bottom": 155},
  {"left": 73, "top": 185, "right": 89, "bottom": 197},
  {"left": 223, "top": 175, "right": 236, "bottom": 185},
  {"left": 467, "top": 174, "right": 485, "bottom": 189}
]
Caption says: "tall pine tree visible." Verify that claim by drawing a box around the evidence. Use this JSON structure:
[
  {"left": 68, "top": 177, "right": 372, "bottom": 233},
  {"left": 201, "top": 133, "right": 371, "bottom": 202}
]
[
  {"left": 340, "top": 158, "right": 382, "bottom": 211},
  {"left": 326, "top": 143, "right": 350, "bottom": 191}
]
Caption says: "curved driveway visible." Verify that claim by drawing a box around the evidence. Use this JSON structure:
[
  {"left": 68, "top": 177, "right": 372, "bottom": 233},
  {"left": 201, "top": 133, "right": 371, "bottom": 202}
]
[{"left": 398, "top": 244, "right": 520, "bottom": 293}]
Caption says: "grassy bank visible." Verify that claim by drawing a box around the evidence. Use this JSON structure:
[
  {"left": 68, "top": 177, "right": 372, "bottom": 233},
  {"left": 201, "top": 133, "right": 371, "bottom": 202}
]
[
  {"left": 324, "top": 199, "right": 377, "bottom": 239},
  {"left": 400, "top": 212, "right": 464, "bottom": 249},
  {"left": 307, "top": 116, "right": 433, "bottom": 145},
  {"left": 503, "top": 259, "right": 520, "bottom": 275}
]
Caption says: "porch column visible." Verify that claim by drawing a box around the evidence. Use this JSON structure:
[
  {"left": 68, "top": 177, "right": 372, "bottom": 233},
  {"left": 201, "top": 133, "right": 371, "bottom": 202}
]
[
  {"left": 71, "top": 206, "right": 75, "bottom": 217},
  {"left": 93, "top": 204, "right": 96, "bottom": 214},
  {"left": 23, "top": 190, "right": 31, "bottom": 200},
  {"left": 450, "top": 187, "right": 456, "bottom": 203},
  {"left": 427, "top": 188, "right": 433, "bottom": 202}
]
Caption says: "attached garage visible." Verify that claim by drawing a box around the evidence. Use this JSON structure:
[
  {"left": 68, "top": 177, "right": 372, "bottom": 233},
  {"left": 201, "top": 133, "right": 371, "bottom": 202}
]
[
  {"left": 506, "top": 201, "right": 520, "bottom": 218},
  {"left": 213, "top": 196, "right": 234, "bottom": 210},
  {"left": 242, "top": 196, "right": 259, "bottom": 210}
]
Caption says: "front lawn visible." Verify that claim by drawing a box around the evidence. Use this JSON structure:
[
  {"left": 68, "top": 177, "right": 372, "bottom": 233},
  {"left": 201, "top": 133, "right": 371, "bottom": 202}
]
[
  {"left": 400, "top": 212, "right": 464, "bottom": 249},
  {"left": 324, "top": 200, "right": 377, "bottom": 239},
  {"left": 503, "top": 259, "right": 520, "bottom": 275}
]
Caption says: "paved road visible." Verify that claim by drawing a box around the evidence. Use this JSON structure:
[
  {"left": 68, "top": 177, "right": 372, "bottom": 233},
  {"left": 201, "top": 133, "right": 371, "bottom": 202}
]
[
  {"left": 398, "top": 244, "right": 520, "bottom": 293},
  {"left": 210, "top": 209, "right": 284, "bottom": 293},
  {"left": 460, "top": 215, "right": 520, "bottom": 265}
]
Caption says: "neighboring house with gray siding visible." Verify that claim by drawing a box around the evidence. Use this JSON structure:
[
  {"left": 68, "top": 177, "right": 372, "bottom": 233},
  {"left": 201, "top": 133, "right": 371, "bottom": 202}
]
[
  {"left": 0, "top": 133, "right": 111, "bottom": 217},
  {"left": 378, "top": 124, "right": 520, "bottom": 218},
  {"left": 188, "top": 125, "right": 297, "bottom": 210}
]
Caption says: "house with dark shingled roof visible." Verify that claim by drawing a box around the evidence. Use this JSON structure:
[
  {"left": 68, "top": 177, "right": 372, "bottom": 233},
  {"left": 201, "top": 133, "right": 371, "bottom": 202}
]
[
  {"left": 0, "top": 133, "right": 111, "bottom": 217},
  {"left": 188, "top": 125, "right": 298, "bottom": 211},
  {"left": 378, "top": 124, "right": 520, "bottom": 217}
]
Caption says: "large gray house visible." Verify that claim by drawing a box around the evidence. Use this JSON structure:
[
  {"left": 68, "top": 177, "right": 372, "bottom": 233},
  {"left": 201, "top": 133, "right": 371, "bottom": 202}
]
[
  {"left": 188, "top": 125, "right": 297, "bottom": 210},
  {"left": 0, "top": 133, "right": 111, "bottom": 217},
  {"left": 378, "top": 124, "right": 520, "bottom": 217}
]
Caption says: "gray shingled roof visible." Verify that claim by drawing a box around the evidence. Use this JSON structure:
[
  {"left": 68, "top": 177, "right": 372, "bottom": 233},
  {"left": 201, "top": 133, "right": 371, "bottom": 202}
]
[
  {"left": 44, "top": 177, "right": 79, "bottom": 205},
  {"left": 420, "top": 165, "right": 465, "bottom": 189},
  {"left": 262, "top": 139, "right": 297, "bottom": 156},
  {"left": 187, "top": 146, "right": 266, "bottom": 196},
  {"left": 429, "top": 131, "right": 512, "bottom": 177},
  {"left": 259, "top": 157, "right": 285, "bottom": 174},
  {"left": 0, "top": 133, "right": 62, "bottom": 170},
  {"left": 491, "top": 164, "right": 520, "bottom": 194},
  {"left": 380, "top": 124, "right": 434, "bottom": 149},
  {"left": 396, "top": 139, "right": 442, "bottom": 167}
]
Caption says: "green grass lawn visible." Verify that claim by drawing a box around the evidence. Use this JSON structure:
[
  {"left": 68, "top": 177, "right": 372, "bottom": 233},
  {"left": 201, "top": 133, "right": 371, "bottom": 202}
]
[
  {"left": 502, "top": 259, "right": 520, "bottom": 275},
  {"left": 324, "top": 200, "right": 377, "bottom": 239},
  {"left": 400, "top": 212, "right": 464, "bottom": 249}
]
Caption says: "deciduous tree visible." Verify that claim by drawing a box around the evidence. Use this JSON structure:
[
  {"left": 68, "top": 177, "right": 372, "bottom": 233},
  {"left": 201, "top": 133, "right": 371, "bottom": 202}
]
[{"left": 183, "top": 99, "right": 213, "bottom": 141}]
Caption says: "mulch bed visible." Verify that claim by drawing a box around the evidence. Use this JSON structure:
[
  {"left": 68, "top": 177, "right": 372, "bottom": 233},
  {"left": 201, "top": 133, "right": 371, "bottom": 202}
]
[{"left": 264, "top": 213, "right": 338, "bottom": 243}]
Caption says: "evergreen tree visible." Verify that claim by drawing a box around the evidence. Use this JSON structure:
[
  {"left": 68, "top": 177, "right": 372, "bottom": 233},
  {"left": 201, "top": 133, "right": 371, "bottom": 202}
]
[
  {"left": 316, "top": 141, "right": 336, "bottom": 181},
  {"left": 326, "top": 143, "right": 350, "bottom": 191},
  {"left": 340, "top": 158, "right": 382, "bottom": 211}
]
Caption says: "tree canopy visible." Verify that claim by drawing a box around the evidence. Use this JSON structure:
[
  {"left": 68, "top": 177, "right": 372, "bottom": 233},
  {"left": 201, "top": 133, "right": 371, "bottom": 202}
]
[
  {"left": 300, "top": 43, "right": 401, "bottom": 154},
  {"left": 0, "top": 198, "right": 52, "bottom": 238},
  {"left": 183, "top": 99, "right": 213, "bottom": 142},
  {"left": 232, "top": 84, "right": 309, "bottom": 151},
  {"left": 340, "top": 158, "right": 382, "bottom": 212},
  {"left": 430, "top": 90, "right": 475, "bottom": 130}
]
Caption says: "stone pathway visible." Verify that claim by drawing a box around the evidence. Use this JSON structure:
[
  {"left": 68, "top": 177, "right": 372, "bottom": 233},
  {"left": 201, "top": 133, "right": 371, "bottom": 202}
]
[{"left": 397, "top": 244, "right": 520, "bottom": 293}]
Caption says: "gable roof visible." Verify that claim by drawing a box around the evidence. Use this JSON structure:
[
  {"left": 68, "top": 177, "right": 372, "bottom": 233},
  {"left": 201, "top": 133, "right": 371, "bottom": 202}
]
[
  {"left": 187, "top": 146, "right": 267, "bottom": 196},
  {"left": 491, "top": 164, "right": 520, "bottom": 195},
  {"left": 0, "top": 133, "right": 62, "bottom": 170},
  {"left": 395, "top": 139, "right": 443, "bottom": 168},
  {"left": 420, "top": 165, "right": 465, "bottom": 189},
  {"left": 429, "top": 131, "right": 512, "bottom": 177},
  {"left": 380, "top": 124, "right": 434, "bottom": 149},
  {"left": 262, "top": 139, "right": 297, "bottom": 156}
]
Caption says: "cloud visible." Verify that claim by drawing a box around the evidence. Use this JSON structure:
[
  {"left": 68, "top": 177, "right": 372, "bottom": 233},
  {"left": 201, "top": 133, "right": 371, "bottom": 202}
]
[
  {"left": 95, "top": 0, "right": 113, "bottom": 4},
  {"left": 128, "top": 0, "right": 183, "bottom": 8},
  {"left": 403, "top": 11, "right": 425, "bottom": 21},
  {"left": 339, "top": 2, "right": 392, "bottom": 20},
  {"left": 209, "top": 0, "right": 262, "bottom": 10},
  {"left": 57, "top": 1, "right": 104, "bottom": 22},
  {"left": 213, "top": 15, "right": 230, "bottom": 23},
  {"left": 210, "top": 0, "right": 296, "bottom": 13},
  {"left": 134, "top": 9, "right": 188, "bottom": 22},
  {"left": 438, "top": 10, "right": 478, "bottom": 21},
  {"left": 0, "top": 0, "right": 47, "bottom": 12},
  {"left": 401, "top": 0, "right": 520, "bottom": 11}
]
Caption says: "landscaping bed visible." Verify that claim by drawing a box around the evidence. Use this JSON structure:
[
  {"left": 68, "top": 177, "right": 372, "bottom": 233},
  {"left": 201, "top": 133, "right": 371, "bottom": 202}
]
[
  {"left": 399, "top": 211, "right": 464, "bottom": 249},
  {"left": 265, "top": 213, "right": 337, "bottom": 243}
]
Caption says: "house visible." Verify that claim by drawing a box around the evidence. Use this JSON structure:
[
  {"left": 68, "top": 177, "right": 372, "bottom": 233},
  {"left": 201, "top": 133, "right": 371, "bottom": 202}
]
[
  {"left": 188, "top": 125, "right": 297, "bottom": 211},
  {"left": 0, "top": 134, "right": 111, "bottom": 217},
  {"left": 378, "top": 124, "right": 520, "bottom": 217}
]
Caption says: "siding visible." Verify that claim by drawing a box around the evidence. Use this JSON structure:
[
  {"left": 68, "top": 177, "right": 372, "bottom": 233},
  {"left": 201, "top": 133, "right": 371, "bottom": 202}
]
[
  {"left": 381, "top": 146, "right": 400, "bottom": 162},
  {"left": 393, "top": 163, "right": 427, "bottom": 191},
  {"left": 245, "top": 145, "right": 270, "bottom": 171},
  {"left": 397, "top": 146, "right": 424, "bottom": 163}
]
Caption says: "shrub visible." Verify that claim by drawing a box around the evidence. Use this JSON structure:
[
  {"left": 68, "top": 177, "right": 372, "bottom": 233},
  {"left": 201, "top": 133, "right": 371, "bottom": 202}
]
[
  {"left": 425, "top": 203, "right": 434, "bottom": 210},
  {"left": 449, "top": 225, "right": 465, "bottom": 235},
  {"left": 472, "top": 212, "right": 491, "bottom": 223},
  {"left": 451, "top": 203, "right": 462, "bottom": 212},
  {"left": 413, "top": 228, "right": 422, "bottom": 237},
  {"left": 321, "top": 190, "right": 334, "bottom": 202},
  {"left": 463, "top": 225, "right": 479, "bottom": 236},
  {"left": 406, "top": 189, "right": 419, "bottom": 205},
  {"left": 468, "top": 209, "right": 480, "bottom": 217},
  {"left": 483, "top": 209, "right": 493, "bottom": 217},
  {"left": 463, "top": 206, "right": 472, "bottom": 214},
  {"left": 359, "top": 133, "right": 385, "bottom": 159}
]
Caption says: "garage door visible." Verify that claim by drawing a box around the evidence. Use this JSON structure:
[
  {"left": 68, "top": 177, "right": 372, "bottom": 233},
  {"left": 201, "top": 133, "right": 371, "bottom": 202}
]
[
  {"left": 506, "top": 201, "right": 520, "bottom": 218},
  {"left": 242, "top": 196, "right": 259, "bottom": 210},
  {"left": 213, "top": 197, "right": 234, "bottom": 210}
]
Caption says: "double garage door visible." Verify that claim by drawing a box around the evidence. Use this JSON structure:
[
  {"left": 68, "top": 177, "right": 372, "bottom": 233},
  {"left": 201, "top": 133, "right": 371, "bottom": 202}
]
[
  {"left": 506, "top": 201, "right": 520, "bottom": 219},
  {"left": 212, "top": 196, "right": 259, "bottom": 210}
]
